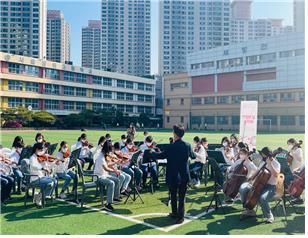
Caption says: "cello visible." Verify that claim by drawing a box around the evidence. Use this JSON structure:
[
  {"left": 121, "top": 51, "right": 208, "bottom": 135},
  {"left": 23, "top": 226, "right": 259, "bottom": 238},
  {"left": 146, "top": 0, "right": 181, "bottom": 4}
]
[{"left": 288, "top": 167, "right": 305, "bottom": 198}]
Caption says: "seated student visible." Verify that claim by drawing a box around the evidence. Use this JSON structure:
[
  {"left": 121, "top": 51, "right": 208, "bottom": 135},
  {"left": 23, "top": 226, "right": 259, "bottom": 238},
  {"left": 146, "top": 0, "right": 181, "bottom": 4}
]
[
  {"left": 287, "top": 138, "right": 303, "bottom": 173},
  {"left": 200, "top": 137, "right": 208, "bottom": 150},
  {"left": 119, "top": 135, "right": 127, "bottom": 148},
  {"left": 102, "top": 142, "right": 131, "bottom": 195},
  {"left": 216, "top": 137, "right": 235, "bottom": 166},
  {"left": 29, "top": 143, "right": 57, "bottom": 207},
  {"left": 0, "top": 154, "right": 14, "bottom": 204},
  {"left": 230, "top": 134, "right": 239, "bottom": 157},
  {"left": 121, "top": 138, "right": 143, "bottom": 191},
  {"left": 10, "top": 136, "right": 25, "bottom": 194},
  {"left": 105, "top": 133, "right": 112, "bottom": 142},
  {"left": 94, "top": 136, "right": 106, "bottom": 157},
  {"left": 94, "top": 144, "right": 122, "bottom": 212},
  {"left": 34, "top": 133, "right": 45, "bottom": 145},
  {"left": 55, "top": 141, "right": 77, "bottom": 199},
  {"left": 239, "top": 147, "right": 281, "bottom": 223},
  {"left": 139, "top": 136, "right": 159, "bottom": 189},
  {"left": 189, "top": 136, "right": 207, "bottom": 187},
  {"left": 225, "top": 147, "right": 257, "bottom": 203},
  {"left": 75, "top": 133, "right": 94, "bottom": 170}
]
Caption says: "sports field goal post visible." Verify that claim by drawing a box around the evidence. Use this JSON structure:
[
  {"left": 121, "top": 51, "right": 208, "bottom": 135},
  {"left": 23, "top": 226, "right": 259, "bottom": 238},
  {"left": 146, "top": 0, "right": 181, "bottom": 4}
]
[{"left": 257, "top": 119, "right": 272, "bottom": 132}]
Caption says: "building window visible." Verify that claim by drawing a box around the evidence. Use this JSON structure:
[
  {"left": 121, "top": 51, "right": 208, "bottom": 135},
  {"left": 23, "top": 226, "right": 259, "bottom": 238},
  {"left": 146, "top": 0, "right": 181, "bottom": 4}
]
[
  {"left": 299, "top": 115, "right": 305, "bottom": 126},
  {"left": 93, "top": 76, "right": 102, "bottom": 85},
  {"left": 167, "top": 99, "right": 170, "bottom": 105},
  {"left": 126, "top": 105, "right": 133, "bottom": 113},
  {"left": 8, "top": 63, "right": 24, "bottom": 74},
  {"left": 166, "top": 116, "right": 170, "bottom": 123},
  {"left": 102, "top": 103, "right": 112, "bottom": 109},
  {"left": 126, "top": 81, "right": 134, "bottom": 89},
  {"left": 103, "top": 77, "right": 112, "bottom": 86},
  {"left": 180, "top": 98, "right": 184, "bottom": 105},
  {"left": 44, "top": 99, "right": 59, "bottom": 110},
  {"left": 180, "top": 116, "right": 184, "bottom": 123},
  {"left": 145, "top": 84, "right": 153, "bottom": 92},
  {"left": 103, "top": 90, "right": 112, "bottom": 99},
  {"left": 8, "top": 97, "right": 23, "bottom": 107},
  {"left": 117, "top": 80, "right": 125, "bottom": 88},
  {"left": 279, "top": 50, "right": 293, "bottom": 58},
  {"left": 93, "top": 89, "right": 101, "bottom": 98},
  {"left": 263, "top": 116, "right": 277, "bottom": 125},
  {"left": 138, "top": 106, "right": 145, "bottom": 113},
  {"left": 137, "top": 95, "right": 145, "bottom": 102},
  {"left": 217, "top": 96, "right": 229, "bottom": 104},
  {"left": 260, "top": 53, "right": 276, "bottom": 64},
  {"left": 299, "top": 92, "right": 305, "bottom": 102},
  {"left": 63, "top": 71, "right": 74, "bottom": 81},
  {"left": 280, "top": 92, "right": 294, "bottom": 102},
  {"left": 231, "top": 95, "right": 245, "bottom": 104},
  {"left": 280, "top": 116, "right": 295, "bottom": 126},
  {"left": 76, "top": 88, "right": 86, "bottom": 97},
  {"left": 170, "top": 82, "right": 188, "bottom": 91},
  {"left": 217, "top": 116, "right": 229, "bottom": 125},
  {"left": 204, "top": 116, "right": 215, "bottom": 125},
  {"left": 25, "top": 82, "right": 39, "bottom": 92},
  {"left": 24, "top": 65, "right": 39, "bottom": 77},
  {"left": 63, "top": 86, "right": 75, "bottom": 96},
  {"left": 63, "top": 101, "right": 75, "bottom": 110},
  {"left": 44, "top": 84, "right": 59, "bottom": 95},
  {"left": 93, "top": 103, "right": 102, "bottom": 111},
  {"left": 45, "top": 68, "right": 59, "bottom": 80},
  {"left": 295, "top": 49, "right": 304, "bottom": 56},
  {"left": 76, "top": 102, "right": 86, "bottom": 111},
  {"left": 192, "top": 97, "right": 202, "bottom": 105},
  {"left": 76, "top": 73, "right": 87, "bottom": 83},
  {"left": 145, "top": 95, "right": 152, "bottom": 103},
  {"left": 191, "top": 116, "right": 202, "bottom": 125},
  {"left": 138, "top": 83, "right": 145, "bottom": 91},
  {"left": 8, "top": 80, "right": 23, "bottom": 90},
  {"left": 117, "top": 104, "right": 125, "bottom": 112},
  {"left": 204, "top": 97, "right": 215, "bottom": 104},
  {"left": 263, "top": 93, "right": 277, "bottom": 103},
  {"left": 25, "top": 99, "right": 39, "bottom": 109},
  {"left": 232, "top": 116, "right": 240, "bottom": 125},
  {"left": 117, "top": 92, "right": 125, "bottom": 100},
  {"left": 126, "top": 93, "right": 133, "bottom": 101},
  {"left": 247, "top": 94, "right": 259, "bottom": 101}
]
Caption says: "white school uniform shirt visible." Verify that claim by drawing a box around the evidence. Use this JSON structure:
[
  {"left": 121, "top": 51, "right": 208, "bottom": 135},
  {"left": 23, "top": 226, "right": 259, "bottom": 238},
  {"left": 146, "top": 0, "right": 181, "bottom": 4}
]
[
  {"left": 230, "top": 158, "right": 257, "bottom": 179},
  {"left": 121, "top": 147, "right": 131, "bottom": 167},
  {"left": 75, "top": 141, "right": 90, "bottom": 159},
  {"left": 10, "top": 148, "right": 21, "bottom": 167},
  {"left": 194, "top": 145, "right": 207, "bottom": 164},
  {"left": 29, "top": 154, "right": 45, "bottom": 182},
  {"left": 54, "top": 151, "right": 70, "bottom": 174},
  {"left": 289, "top": 147, "right": 303, "bottom": 172},
  {"left": 93, "top": 152, "right": 109, "bottom": 180}
]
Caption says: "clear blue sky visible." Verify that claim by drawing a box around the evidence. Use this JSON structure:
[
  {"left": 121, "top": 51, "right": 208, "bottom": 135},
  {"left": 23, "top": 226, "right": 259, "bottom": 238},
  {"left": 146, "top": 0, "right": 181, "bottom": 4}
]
[{"left": 48, "top": 0, "right": 293, "bottom": 74}]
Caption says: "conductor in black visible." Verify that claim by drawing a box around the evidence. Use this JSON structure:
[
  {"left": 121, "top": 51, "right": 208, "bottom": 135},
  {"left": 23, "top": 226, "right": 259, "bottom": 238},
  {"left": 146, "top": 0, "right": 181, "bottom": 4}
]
[{"left": 151, "top": 124, "right": 196, "bottom": 224}]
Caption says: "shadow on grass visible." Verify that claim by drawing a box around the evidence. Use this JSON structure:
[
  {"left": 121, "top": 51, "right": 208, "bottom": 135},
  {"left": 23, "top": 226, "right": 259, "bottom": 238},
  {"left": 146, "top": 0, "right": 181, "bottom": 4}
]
[{"left": 101, "top": 223, "right": 156, "bottom": 235}]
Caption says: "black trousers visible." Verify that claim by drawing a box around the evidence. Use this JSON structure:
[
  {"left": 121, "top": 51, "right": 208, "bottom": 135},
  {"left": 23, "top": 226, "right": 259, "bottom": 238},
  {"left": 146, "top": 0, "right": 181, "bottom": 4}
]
[{"left": 169, "top": 183, "right": 187, "bottom": 219}]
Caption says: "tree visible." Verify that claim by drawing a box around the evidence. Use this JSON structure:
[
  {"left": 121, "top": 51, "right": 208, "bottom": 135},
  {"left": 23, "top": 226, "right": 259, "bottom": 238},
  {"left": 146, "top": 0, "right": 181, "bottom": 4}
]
[
  {"left": 31, "top": 111, "right": 56, "bottom": 127},
  {"left": 1, "top": 106, "right": 33, "bottom": 126}
]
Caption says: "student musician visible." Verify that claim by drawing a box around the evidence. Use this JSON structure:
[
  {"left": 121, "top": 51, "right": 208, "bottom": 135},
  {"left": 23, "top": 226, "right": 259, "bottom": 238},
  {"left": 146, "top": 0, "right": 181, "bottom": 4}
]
[
  {"left": 121, "top": 138, "right": 143, "bottom": 191},
  {"left": 29, "top": 143, "right": 57, "bottom": 207},
  {"left": 75, "top": 133, "right": 94, "bottom": 170},
  {"left": 105, "top": 133, "right": 112, "bottom": 142},
  {"left": 217, "top": 137, "right": 235, "bottom": 166},
  {"left": 239, "top": 147, "right": 281, "bottom": 223},
  {"left": 127, "top": 123, "right": 136, "bottom": 139},
  {"left": 139, "top": 136, "right": 159, "bottom": 189},
  {"left": 10, "top": 136, "right": 25, "bottom": 194},
  {"left": 54, "top": 141, "right": 77, "bottom": 199},
  {"left": 287, "top": 138, "right": 303, "bottom": 173},
  {"left": 143, "top": 131, "right": 149, "bottom": 142},
  {"left": 200, "top": 137, "right": 209, "bottom": 150},
  {"left": 102, "top": 141, "right": 131, "bottom": 195},
  {"left": 230, "top": 134, "right": 239, "bottom": 156},
  {"left": 34, "top": 133, "right": 45, "bottom": 145},
  {"left": 189, "top": 136, "right": 207, "bottom": 187},
  {"left": 94, "top": 143, "right": 123, "bottom": 212},
  {"left": 225, "top": 147, "right": 257, "bottom": 203},
  {"left": 94, "top": 136, "right": 106, "bottom": 157},
  {"left": 0, "top": 153, "right": 14, "bottom": 204},
  {"left": 119, "top": 135, "right": 127, "bottom": 148}
]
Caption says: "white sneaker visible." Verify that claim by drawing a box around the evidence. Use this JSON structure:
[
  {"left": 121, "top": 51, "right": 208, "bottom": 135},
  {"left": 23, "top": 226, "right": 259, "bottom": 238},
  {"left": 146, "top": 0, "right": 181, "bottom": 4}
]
[
  {"left": 194, "top": 180, "right": 200, "bottom": 188},
  {"left": 59, "top": 193, "right": 67, "bottom": 199},
  {"left": 265, "top": 213, "right": 274, "bottom": 223},
  {"left": 190, "top": 179, "right": 197, "bottom": 186},
  {"left": 34, "top": 193, "right": 42, "bottom": 207}
]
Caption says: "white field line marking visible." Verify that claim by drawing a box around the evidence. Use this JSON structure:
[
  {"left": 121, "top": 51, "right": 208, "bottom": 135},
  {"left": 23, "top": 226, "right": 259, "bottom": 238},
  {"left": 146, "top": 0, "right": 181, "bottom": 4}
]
[{"left": 57, "top": 198, "right": 229, "bottom": 233}]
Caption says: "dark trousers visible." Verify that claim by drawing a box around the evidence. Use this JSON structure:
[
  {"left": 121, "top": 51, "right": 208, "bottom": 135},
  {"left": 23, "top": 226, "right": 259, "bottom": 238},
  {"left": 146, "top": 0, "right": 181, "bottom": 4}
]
[
  {"left": 79, "top": 157, "right": 94, "bottom": 170},
  {"left": 169, "top": 183, "right": 187, "bottom": 219},
  {"left": 189, "top": 162, "right": 203, "bottom": 180},
  {"left": 1, "top": 174, "right": 14, "bottom": 202},
  {"left": 141, "top": 163, "right": 158, "bottom": 185}
]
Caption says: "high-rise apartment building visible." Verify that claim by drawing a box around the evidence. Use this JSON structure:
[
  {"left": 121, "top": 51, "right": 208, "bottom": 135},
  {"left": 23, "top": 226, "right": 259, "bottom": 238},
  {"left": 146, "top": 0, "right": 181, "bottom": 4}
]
[
  {"left": 82, "top": 20, "right": 101, "bottom": 70},
  {"left": 101, "top": 0, "right": 151, "bottom": 76},
  {"left": 46, "top": 10, "right": 70, "bottom": 63},
  {"left": 158, "top": 0, "right": 231, "bottom": 75},
  {"left": 0, "top": 0, "right": 46, "bottom": 59}
]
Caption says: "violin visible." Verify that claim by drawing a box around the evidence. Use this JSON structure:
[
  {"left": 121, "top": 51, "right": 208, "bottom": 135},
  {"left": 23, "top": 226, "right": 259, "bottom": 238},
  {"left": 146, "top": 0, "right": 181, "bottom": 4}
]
[
  {"left": 128, "top": 145, "right": 139, "bottom": 153},
  {"left": 194, "top": 144, "right": 202, "bottom": 153},
  {"left": 82, "top": 140, "right": 94, "bottom": 149},
  {"left": 37, "top": 154, "right": 57, "bottom": 163},
  {"left": 63, "top": 149, "right": 70, "bottom": 159},
  {"left": 114, "top": 151, "right": 130, "bottom": 161}
]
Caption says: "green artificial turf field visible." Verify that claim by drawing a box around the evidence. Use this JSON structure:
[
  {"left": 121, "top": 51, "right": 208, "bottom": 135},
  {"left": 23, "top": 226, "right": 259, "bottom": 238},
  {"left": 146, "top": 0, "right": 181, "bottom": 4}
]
[{"left": 0, "top": 129, "right": 305, "bottom": 235}]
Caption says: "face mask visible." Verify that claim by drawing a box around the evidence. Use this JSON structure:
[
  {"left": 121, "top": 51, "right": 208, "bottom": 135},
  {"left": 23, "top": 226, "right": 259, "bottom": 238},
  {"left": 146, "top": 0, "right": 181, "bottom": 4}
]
[
  {"left": 288, "top": 144, "right": 293, "bottom": 151},
  {"left": 146, "top": 142, "right": 152, "bottom": 147},
  {"left": 16, "top": 148, "right": 22, "bottom": 153},
  {"left": 37, "top": 138, "right": 43, "bottom": 143},
  {"left": 61, "top": 148, "right": 68, "bottom": 153},
  {"left": 36, "top": 150, "right": 44, "bottom": 156},
  {"left": 122, "top": 140, "right": 126, "bottom": 143},
  {"left": 223, "top": 142, "right": 228, "bottom": 147},
  {"left": 231, "top": 139, "right": 236, "bottom": 143},
  {"left": 127, "top": 144, "right": 133, "bottom": 149}
]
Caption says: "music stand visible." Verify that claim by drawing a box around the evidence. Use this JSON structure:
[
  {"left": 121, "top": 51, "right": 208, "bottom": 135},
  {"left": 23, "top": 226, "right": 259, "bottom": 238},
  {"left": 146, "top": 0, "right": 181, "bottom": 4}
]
[
  {"left": 19, "top": 146, "right": 33, "bottom": 164},
  {"left": 47, "top": 143, "right": 58, "bottom": 155},
  {"left": 68, "top": 148, "right": 82, "bottom": 169},
  {"left": 125, "top": 150, "right": 144, "bottom": 204}
]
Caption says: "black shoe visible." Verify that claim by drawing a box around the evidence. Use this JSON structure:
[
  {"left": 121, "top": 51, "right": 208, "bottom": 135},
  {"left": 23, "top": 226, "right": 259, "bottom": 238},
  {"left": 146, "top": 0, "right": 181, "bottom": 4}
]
[
  {"left": 175, "top": 218, "right": 184, "bottom": 224},
  {"left": 113, "top": 198, "right": 122, "bottom": 203},
  {"left": 121, "top": 191, "right": 129, "bottom": 196},
  {"left": 168, "top": 213, "right": 178, "bottom": 219},
  {"left": 104, "top": 203, "right": 114, "bottom": 212}
]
